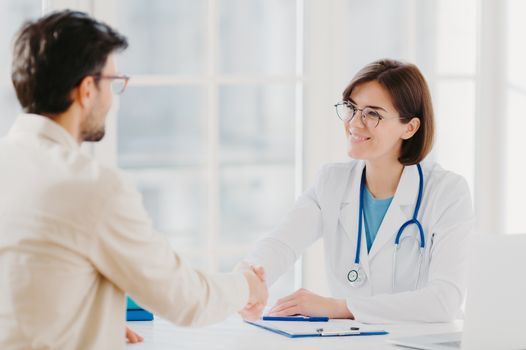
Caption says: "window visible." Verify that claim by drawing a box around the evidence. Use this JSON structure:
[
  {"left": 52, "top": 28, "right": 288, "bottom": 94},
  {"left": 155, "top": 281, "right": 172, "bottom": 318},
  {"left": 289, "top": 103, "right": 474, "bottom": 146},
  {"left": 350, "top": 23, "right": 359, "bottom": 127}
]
[
  {"left": 3, "top": 0, "right": 519, "bottom": 297},
  {"left": 505, "top": 0, "right": 526, "bottom": 234},
  {"left": 95, "top": 0, "right": 303, "bottom": 297},
  {"left": 0, "top": 1, "right": 42, "bottom": 134},
  {"left": 433, "top": 0, "right": 477, "bottom": 192}
]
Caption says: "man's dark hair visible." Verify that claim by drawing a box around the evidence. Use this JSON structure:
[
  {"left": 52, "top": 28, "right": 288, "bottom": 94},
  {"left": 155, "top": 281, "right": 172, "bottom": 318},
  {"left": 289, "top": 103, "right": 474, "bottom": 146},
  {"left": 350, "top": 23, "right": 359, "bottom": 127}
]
[{"left": 11, "top": 10, "right": 128, "bottom": 115}]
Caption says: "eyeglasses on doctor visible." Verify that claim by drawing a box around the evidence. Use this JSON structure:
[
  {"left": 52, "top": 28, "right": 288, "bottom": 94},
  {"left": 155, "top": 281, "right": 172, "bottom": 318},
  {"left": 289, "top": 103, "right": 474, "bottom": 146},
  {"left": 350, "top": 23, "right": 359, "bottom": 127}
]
[
  {"left": 334, "top": 101, "right": 402, "bottom": 129},
  {"left": 91, "top": 74, "right": 130, "bottom": 95}
]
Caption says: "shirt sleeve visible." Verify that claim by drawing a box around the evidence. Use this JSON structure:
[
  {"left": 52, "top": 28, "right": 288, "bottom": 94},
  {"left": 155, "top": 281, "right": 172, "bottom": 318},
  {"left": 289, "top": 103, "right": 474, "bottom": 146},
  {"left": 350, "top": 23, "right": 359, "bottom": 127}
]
[
  {"left": 243, "top": 165, "right": 328, "bottom": 285},
  {"left": 87, "top": 172, "right": 249, "bottom": 327},
  {"left": 346, "top": 175, "right": 475, "bottom": 323}
]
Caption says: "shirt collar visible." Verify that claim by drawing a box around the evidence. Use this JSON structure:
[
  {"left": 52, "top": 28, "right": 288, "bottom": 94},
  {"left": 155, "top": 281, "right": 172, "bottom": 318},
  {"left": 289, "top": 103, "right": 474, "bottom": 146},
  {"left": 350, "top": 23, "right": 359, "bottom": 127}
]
[
  {"left": 342, "top": 160, "right": 420, "bottom": 207},
  {"left": 8, "top": 113, "right": 79, "bottom": 151}
]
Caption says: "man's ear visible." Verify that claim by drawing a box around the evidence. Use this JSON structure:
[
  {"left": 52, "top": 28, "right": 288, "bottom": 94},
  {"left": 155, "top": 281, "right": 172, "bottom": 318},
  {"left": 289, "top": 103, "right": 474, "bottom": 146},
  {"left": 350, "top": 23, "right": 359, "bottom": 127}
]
[
  {"left": 72, "top": 76, "right": 96, "bottom": 109},
  {"left": 402, "top": 117, "right": 421, "bottom": 140}
]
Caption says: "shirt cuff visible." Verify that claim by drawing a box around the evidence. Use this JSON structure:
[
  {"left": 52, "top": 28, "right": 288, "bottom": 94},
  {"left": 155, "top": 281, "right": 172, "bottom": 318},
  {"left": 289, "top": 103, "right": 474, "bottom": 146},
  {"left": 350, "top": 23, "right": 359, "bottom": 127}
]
[
  {"left": 346, "top": 295, "right": 366, "bottom": 322},
  {"left": 221, "top": 271, "right": 249, "bottom": 312}
]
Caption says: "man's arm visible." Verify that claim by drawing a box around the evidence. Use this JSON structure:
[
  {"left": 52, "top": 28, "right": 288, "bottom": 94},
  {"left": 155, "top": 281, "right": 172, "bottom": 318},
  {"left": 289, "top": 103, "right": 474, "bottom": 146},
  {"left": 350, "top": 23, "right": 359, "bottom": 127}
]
[{"left": 88, "top": 173, "right": 268, "bottom": 326}]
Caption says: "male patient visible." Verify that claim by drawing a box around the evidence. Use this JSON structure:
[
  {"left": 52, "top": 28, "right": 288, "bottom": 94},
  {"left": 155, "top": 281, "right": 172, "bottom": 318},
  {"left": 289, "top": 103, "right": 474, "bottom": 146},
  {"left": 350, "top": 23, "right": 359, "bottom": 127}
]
[{"left": 0, "top": 10, "right": 267, "bottom": 349}]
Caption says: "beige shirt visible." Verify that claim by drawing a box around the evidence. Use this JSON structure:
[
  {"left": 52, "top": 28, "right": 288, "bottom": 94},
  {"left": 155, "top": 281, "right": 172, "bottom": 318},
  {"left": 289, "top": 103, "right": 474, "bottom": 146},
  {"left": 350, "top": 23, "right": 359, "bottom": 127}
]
[{"left": 0, "top": 114, "right": 249, "bottom": 349}]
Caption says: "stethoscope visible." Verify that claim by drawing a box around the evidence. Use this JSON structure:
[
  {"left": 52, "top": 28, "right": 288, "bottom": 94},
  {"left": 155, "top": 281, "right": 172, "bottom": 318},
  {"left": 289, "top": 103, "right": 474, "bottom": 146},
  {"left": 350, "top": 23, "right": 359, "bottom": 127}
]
[{"left": 347, "top": 163, "right": 425, "bottom": 290}]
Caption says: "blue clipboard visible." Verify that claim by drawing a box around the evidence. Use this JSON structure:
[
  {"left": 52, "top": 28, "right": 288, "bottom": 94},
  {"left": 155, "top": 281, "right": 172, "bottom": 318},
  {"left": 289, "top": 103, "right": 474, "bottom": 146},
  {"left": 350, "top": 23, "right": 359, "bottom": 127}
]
[
  {"left": 246, "top": 319, "right": 388, "bottom": 338},
  {"left": 126, "top": 296, "right": 154, "bottom": 321},
  {"left": 262, "top": 315, "right": 329, "bottom": 322},
  {"left": 127, "top": 296, "right": 143, "bottom": 310},
  {"left": 126, "top": 309, "right": 154, "bottom": 321}
]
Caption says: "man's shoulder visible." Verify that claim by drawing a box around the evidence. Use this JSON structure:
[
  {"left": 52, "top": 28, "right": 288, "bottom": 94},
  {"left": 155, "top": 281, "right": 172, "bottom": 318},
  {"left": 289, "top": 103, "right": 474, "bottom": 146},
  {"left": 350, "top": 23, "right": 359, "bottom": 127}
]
[
  {"left": 78, "top": 156, "right": 131, "bottom": 194},
  {"left": 54, "top": 150, "right": 133, "bottom": 203}
]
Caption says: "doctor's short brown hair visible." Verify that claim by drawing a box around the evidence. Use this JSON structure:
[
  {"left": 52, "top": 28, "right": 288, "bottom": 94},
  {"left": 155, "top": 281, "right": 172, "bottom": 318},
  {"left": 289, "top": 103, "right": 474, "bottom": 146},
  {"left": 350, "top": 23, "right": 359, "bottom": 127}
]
[{"left": 342, "top": 59, "right": 435, "bottom": 165}]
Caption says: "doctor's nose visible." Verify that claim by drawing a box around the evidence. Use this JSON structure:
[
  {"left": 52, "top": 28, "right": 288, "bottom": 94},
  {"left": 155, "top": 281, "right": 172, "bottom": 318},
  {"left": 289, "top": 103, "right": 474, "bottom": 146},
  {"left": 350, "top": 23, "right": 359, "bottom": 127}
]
[{"left": 347, "top": 112, "right": 366, "bottom": 129}]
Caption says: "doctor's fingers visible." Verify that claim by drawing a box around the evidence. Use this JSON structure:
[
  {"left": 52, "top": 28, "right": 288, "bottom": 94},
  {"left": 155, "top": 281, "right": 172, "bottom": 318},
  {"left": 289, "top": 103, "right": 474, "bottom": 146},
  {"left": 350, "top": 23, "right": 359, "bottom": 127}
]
[
  {"left": 275, "top": 288, "right": 311, "bottom": 306},
  {"left": 268, "top": 300, "right": 301, "bottom": 316}
]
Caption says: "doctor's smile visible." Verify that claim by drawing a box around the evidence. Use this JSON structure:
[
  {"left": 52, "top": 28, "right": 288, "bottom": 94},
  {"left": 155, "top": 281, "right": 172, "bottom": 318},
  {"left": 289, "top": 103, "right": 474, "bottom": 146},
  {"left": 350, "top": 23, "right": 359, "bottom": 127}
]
[{"left": 349, "top": 133, "right": 371, "bottom": 143}]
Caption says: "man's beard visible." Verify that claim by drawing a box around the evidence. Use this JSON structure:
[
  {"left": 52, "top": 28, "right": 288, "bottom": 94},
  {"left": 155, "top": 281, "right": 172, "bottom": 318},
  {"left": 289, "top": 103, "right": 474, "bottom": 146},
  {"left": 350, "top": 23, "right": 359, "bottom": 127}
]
[
  {"left": 80, "top": 110, "right": 106, "bottom": 142},
  {"left": 82, "top": 127, "right": 105, "bottom": 142}
]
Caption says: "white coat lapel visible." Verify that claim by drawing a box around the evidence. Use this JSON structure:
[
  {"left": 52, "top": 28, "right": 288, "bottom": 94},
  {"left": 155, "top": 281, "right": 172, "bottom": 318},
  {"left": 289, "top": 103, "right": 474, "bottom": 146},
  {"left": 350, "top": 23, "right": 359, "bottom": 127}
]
[
  {"left": 367, "top": 165, "right": 420, "bottom": 261},
  {"left": 338, "top": 161, "right": 371, "bottom": 280}
]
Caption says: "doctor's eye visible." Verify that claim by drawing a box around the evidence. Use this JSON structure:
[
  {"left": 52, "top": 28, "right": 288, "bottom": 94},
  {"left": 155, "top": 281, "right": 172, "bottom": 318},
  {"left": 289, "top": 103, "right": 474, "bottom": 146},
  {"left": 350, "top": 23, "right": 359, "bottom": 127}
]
[
  {"left": 361, "top": 108, "right": 384, "bottom": 128},
  {"left": 362, "top": 108, "right": 382, "bottom": 121},
  {"left": 335, "top": 102, "right": 357, "bottom": 121}
]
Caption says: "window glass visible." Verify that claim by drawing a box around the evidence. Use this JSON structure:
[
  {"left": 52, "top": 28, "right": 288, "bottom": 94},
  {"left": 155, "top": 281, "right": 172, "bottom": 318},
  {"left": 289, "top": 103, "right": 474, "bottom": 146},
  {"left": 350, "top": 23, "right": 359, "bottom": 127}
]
[
  {"left": 218, "top": 0, "right": 296, "bottom": 74},
  {"left": 0, "top": 1, "right": 41, "bottom": 134},
  {"left": 115, "top": 0, "right": 207, "bottom": 75}
]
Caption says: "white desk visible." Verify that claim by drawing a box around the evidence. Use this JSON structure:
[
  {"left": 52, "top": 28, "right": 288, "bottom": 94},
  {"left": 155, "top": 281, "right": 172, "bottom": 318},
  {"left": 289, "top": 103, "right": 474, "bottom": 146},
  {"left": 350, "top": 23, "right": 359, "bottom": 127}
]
[{"left": 126, "top": 317, "right": 462, "bottom": 349}]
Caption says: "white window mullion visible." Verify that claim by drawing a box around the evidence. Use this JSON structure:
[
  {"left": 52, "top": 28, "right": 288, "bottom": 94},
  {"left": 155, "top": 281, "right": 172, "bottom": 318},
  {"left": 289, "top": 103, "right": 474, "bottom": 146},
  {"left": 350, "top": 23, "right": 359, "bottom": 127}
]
[
  {"left": 300, "top": 0, "right": 340, "bottom": 296},
  {"left": 294, "top": 0, "right": 304, "bottom": 200},
  {"left": 475, "top": 0, "right": 507, "bottom": 235},
  {"left": 128, "top": 75, "right": 302, "bottom": 86},
  {"left": 205, "top": 0, "right": 220, "bottom": 272},
  {"left": 293, "top": 0, "right": 305, "bottom": 291},
  {"left": 90, "top": 0, "right": 118, "bottom": 167},
  {"left": 44, "top": 0, "right": 93, "bottom": 13}
]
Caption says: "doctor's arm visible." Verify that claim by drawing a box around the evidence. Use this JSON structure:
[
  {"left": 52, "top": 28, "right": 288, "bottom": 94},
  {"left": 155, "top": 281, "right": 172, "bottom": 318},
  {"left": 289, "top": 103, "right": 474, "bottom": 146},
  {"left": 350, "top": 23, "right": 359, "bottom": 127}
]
[
  {"left": 237, "top": 169, "right": 325, "bottom": 287},
  {"left": 344, "top": 176, "right": 475, "bottom": 323}
]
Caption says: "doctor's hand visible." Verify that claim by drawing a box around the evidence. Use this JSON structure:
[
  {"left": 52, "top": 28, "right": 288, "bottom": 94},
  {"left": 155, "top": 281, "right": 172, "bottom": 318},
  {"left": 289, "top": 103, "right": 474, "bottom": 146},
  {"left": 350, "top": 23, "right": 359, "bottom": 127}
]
[
  {"left": 268, "top": 288, "right": 354, "bottom": 319},
  {"left": 125, "top": 326, "right": 144, "bottom": 344},
  {"left": 239, "top": 265, "right": 268, "bottom": 321}
]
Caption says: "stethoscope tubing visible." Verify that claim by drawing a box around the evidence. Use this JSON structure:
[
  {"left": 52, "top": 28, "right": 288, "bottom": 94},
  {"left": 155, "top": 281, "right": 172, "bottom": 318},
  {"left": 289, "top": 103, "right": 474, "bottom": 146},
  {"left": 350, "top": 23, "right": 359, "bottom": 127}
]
[{"left": 349, "top": 163, "right": 425, "bottom": 289}]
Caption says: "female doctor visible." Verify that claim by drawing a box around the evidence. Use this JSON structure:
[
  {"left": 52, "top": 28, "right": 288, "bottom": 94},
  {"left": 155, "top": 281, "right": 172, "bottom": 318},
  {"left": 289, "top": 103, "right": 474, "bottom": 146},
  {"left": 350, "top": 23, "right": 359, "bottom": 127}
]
[{"left": 240, "top": 59, "right": 474, "bottom": 324}]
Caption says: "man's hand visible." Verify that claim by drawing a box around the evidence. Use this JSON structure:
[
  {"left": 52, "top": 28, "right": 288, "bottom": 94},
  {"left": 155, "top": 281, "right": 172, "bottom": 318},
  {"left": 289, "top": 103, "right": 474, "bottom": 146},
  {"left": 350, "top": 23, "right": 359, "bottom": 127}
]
[
  {"left": 268, "top": 288, "right": 353, "bottom": 319},
  {"left": 238, "top": 265, "right": 268, "bottom": 321},
  {"left": 125, "top": 326, "right": 144, "bottom": 344}
]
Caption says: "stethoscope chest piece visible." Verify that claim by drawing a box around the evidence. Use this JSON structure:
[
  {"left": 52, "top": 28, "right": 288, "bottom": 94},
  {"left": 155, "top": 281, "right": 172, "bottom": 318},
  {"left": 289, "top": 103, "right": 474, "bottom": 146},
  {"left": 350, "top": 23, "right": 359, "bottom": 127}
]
[
  {"left": 347, "top": 263, "right": 366, "bottom": 287},
  {"left": 345, "top": 164, "right": 426, "bottom": 290}
]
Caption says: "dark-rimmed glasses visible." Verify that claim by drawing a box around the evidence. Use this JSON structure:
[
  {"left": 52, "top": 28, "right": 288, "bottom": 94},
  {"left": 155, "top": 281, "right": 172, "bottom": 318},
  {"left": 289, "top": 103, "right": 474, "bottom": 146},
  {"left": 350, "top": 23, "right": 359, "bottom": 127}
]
[
  {"left": 334, "top": 101, "right": 400, "bottom": 128},
  {"left": 92, "top": 74, "right": 130, "bottom": 95}
]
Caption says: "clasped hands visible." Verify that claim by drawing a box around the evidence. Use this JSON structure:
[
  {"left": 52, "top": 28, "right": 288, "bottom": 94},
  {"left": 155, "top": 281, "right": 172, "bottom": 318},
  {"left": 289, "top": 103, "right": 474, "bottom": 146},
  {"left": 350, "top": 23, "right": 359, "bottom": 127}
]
[
  {"left": 238, "top": 262, "right": 352, "bottom": 320},
  {"left": 238, "top": 264, "right": 269, "bottom": 320},
  {"left": 128, "top": 266, "right": 354, "bottom": 344}
]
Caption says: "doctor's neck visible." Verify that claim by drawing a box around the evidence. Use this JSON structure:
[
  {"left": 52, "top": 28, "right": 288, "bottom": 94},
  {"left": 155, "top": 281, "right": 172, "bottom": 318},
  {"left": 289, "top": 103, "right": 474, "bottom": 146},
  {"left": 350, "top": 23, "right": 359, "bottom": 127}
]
[{"left": 364, "top": 158, "right": 404, "bottom": 199}]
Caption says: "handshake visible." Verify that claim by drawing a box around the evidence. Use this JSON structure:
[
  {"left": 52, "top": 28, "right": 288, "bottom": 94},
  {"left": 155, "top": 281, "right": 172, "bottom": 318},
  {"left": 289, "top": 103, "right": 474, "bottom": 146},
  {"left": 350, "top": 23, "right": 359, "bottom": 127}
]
[{"left": 237, "top": 263, "right": 269, "bottom": 321}]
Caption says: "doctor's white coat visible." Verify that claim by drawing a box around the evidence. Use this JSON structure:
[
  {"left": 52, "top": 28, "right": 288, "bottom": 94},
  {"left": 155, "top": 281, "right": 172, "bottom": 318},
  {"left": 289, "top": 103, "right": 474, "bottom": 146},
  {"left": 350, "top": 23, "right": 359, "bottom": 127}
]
[{"left": 246, "top": 160, "right": 475, "bottom": 324}]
